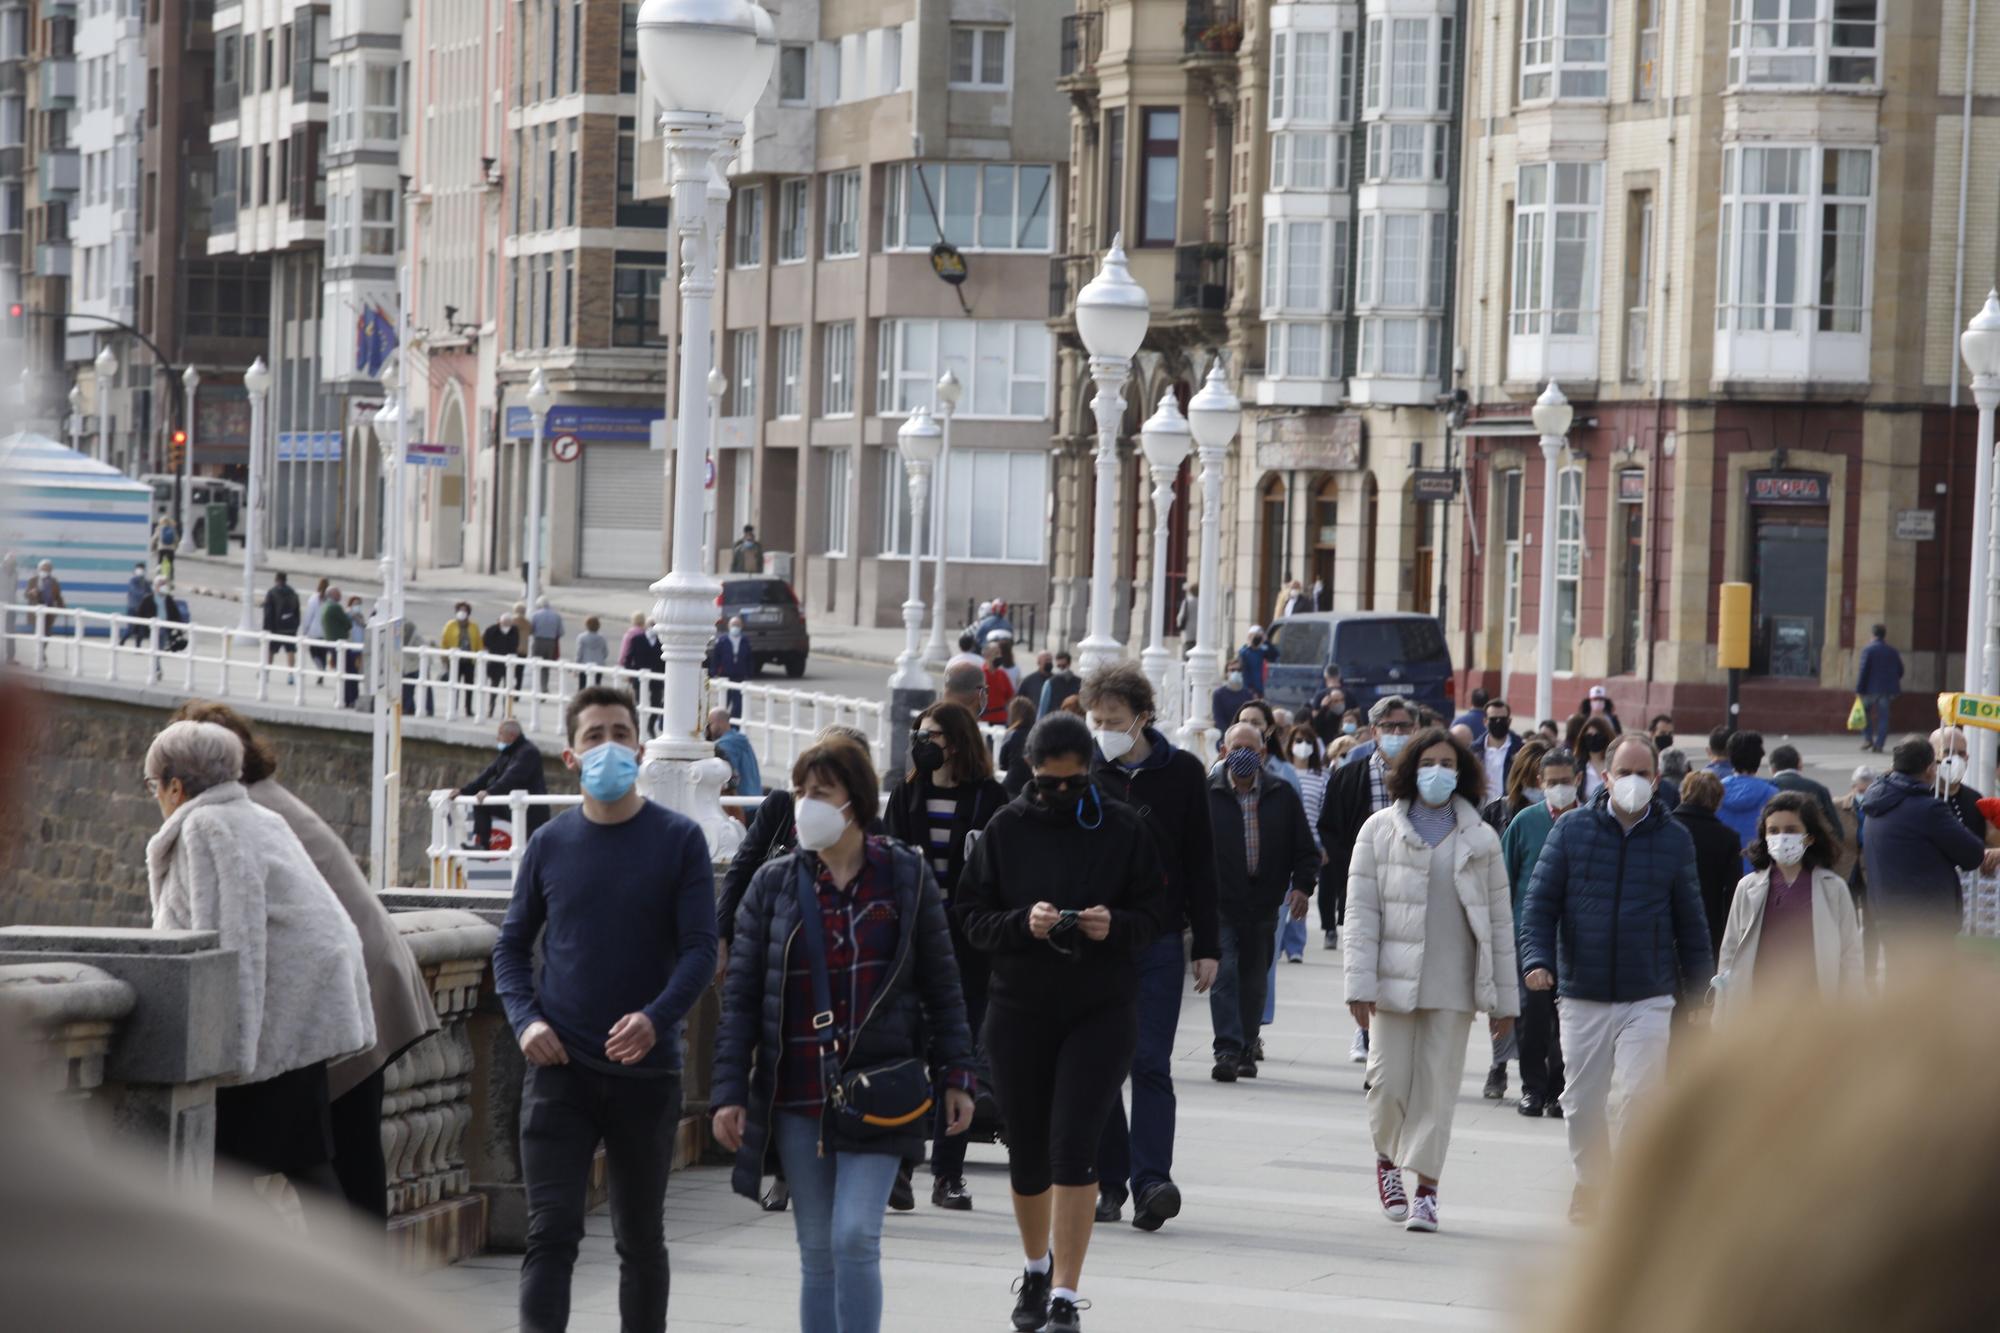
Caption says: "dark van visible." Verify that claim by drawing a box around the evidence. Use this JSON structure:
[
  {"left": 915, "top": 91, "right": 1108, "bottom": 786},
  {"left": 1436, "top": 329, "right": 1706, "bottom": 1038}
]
[{"left": 1261, "top": 613, "right": 1454, "bottom": 716}]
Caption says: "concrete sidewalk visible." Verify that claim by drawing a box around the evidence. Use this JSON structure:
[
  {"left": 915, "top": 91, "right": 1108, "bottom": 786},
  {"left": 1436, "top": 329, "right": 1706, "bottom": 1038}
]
[{"left": 411, "top": 942, "right": 1572, "bottom": 1332}]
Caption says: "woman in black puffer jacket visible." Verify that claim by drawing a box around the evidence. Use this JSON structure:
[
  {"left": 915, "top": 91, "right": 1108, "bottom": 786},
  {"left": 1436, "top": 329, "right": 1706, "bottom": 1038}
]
[{"left": 712, "top": 736, "right": 973, "bottom": 1333}]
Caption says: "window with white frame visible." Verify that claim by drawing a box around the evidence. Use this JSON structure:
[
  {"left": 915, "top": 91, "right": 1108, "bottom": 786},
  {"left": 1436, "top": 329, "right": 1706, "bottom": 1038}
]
[
  {"left": 949, "top": 24, "right": 1008, "bottom": 89},
  {"left": 1354, "top": 212, "right": 1446, "bottom": 377},
  {"left": 1519, "top": 0, "right": 1609, "bottom": 102},
  {"left": 1363, "top": 15, "right": 1452, "bottom": 112},
  {"left": 882, "top": 448, "right": 1046, "bottom": 561},
  {"left": 883, "top": 163, "right": 1054, "bottom": 253},
  {"left": 875, "top": 319, "right": 1052, "bottom": 418},
  {"left": 1269, "top": 26, "right": 1347, "bottom": 192},
  {"left": 731, "top": 185, "right": 762, "bottom": 268},
  {"left": 1714, "top": 144, "right": 1873, "bottom": 377},
  {"left": 363, "top": 64, "right": 399, "bottom": 142},
  {"left": 1272, "top": 131, "right": 1345, "bottom": 191},
  {"left": 361, "top": 187, "right": 398, "bottom": 255},
  {"left": 878, "top": 25, "right": 904, "bottom": 95},
  {"left": 823, "top": 169, "right": 860, "bottom": 257},
  {"left": 775, "top": 326, "right": 804, "bottom": 418},
  {"left": 1728, "top": 0, "right": 1878, "bottom": 89},
  {"left": 1365, "top": 122, "right": 1447, "bottom": 182},
  {"left": 819, "top": 447, "right": 851, "bottom": 555},
  {"left": 1270, "top": 30, "right": 1331, "bottom": 121},
  {"left": 1555, "top": 464, "right": 1583, "bottom": 673},
  {"left": 1498, "top": 468, "right": 1524, "bottom": 664},
  {"left": 822, "top": 321, "right": 855, "bottom": 416},
  {"left": 779, "top": 43, "right": 809, "bottom": 103},
  {"left": 1510, "top": 161, "right": 1602, "bottom": 337},
  {"left": 778, "top": 178, "right": 808, "bottom": 263},
  {"left": 730, "top": 329, "right": 759, "bottom": 416}
]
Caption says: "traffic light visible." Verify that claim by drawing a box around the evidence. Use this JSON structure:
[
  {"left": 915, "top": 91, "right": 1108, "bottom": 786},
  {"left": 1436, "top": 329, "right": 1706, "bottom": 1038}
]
[
  {"left": 6, "top": 303, "right": 21, "bottom": 319},
  {"left": 168, "top": 428, "right": 187, "bottom": 470}
]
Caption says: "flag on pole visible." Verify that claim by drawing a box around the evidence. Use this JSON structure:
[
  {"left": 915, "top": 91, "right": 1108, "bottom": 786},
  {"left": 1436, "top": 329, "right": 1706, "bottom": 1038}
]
[{"left": 354, "top": 304, "right": 401, "bottom": 377}]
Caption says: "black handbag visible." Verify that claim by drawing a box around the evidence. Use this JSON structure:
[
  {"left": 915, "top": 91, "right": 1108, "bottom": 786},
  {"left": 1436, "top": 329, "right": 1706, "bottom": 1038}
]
[{"left": 792, "top": 866, "right": 933, "bottom": 1137}]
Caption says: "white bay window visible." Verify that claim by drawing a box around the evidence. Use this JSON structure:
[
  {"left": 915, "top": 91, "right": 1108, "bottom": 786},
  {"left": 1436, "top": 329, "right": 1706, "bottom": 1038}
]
[
  {"left": 883, "top": 163, "right": 1054, "bottom": 254},
  {"left": 1728, "top": 0, "right": 1879, "bottom": 89},
  {"left": 1508, "top": 161, "right": 1603, "bottom": 382},
  {"left": 1520, "top": 0, "right": 1609, "bottom": 102},
  {"left": 1364, "top": 14, "right": 1455, "bottom": 112},
  {"left": 875, "top": 319, "right": 1052, "bottom": 418},
  {"left": 1354, "top": 212, "right": 1447, "bottom": 379},
  {"left": 1262, "top": 217, "right": 1349, "bottom": 381}
]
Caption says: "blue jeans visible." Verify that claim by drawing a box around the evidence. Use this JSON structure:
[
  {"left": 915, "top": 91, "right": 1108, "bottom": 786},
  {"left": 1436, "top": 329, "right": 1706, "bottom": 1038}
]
[
  {"left": 1211, "top": 909, "right": 1278, "bottom": 1059},
  {"left": 772, "top": 1112, "right": 901, "bottom": 1333},
  {"left": 1277, "top": 913, "right": 1309, "bottom": 961},
  {"left": 1865, "top": 693, "right": 1893, "bottom": 750},
  {"left": 1096, "top": 933, "right": 1187, "bottom": 1202}
]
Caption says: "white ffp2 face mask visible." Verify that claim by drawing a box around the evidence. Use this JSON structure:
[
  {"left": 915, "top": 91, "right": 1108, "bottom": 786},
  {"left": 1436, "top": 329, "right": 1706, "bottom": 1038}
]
[
  {"left": 1766, "top": 832, "right": 1809, "bottom": 867},
  {"left": 794, "top": 797, "right": 852, "bottom": 852},
  {"left": 1290, "top": 742, "right": 1314, "bottom": 761},
  {"left": 1092, "top": 718, "right": 1141, "bottom": 763},
  {"left": 1611, "top": 774, "right": 1654, "bottom": 814},
  {"left": 1543, "top": 782, "right": 1578, "bottom": 811},
  {"left": 1939, "top": 755, "right": 1969, "bottom": 787}
]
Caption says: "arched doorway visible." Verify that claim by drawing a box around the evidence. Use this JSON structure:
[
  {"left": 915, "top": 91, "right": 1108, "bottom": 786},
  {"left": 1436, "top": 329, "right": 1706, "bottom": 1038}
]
[
  {"left": 1257, "top": 474, "right": 1287, "bottom": 625},
  {"left": 1310, "top": 475, "right": 1338, "bottom": 607},
  {"left": 435, "top": 393, "right": 467, "bottom": 568}
]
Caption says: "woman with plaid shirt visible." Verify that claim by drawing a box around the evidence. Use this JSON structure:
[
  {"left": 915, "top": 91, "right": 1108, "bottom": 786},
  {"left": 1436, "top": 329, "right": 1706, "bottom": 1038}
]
[{"left": 713, "top": 737, "right": 975, "bottom": 1333}]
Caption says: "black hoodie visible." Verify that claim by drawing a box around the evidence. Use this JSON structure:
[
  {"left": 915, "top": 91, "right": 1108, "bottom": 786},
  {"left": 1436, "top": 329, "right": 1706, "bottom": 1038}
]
[{"left": 1091, "top": 728, "right": 1221, "bottom": 961}]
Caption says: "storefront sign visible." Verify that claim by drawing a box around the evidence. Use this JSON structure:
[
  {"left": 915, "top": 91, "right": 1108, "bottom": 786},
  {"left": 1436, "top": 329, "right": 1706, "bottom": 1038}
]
[
  {"left": 1747, "top": 470, "right": 1828, "bottom": 506},
  {"left": 405, "top": 441, "right": 461, "bottom": 469},
  {"left": 1617, "top": 469, "right": 1646, "bottom": 503},
  {"left": 1253, "top": 413, "right": 1364, "bottom": 471},
  {"left": 1895, "top": 508, "right": 1936, "bottom": 541},
  {"left": 504, "top": 404, "right": 664, "bottom": 442},
  {"left": 276, "top": 431, "right": 343, "bottom": 463},
  {"left": 1411, "top": 469, "right": 1459, "bottom": 502}
]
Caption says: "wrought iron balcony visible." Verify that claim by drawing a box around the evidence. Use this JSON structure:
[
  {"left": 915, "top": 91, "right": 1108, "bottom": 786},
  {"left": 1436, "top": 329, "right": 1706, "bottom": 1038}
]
[
  {"left": 1060, "top": 13, "right": 1101, "bottom": 83},
  {"left": 1184, "top": 0, "right": 1242, "bottom": 58},
  {"left": 1172, "top": 244, "right": 1229, "bottom": 313}
]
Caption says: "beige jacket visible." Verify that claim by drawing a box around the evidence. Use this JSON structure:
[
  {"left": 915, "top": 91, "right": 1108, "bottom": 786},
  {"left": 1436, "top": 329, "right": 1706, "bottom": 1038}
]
[
  {"left": 249, "top": 779, "right": 439, "bottom": 1098},
  {"left": 1343, "top": 797, "right": 1521, "bottom": 1018},
  {"left": 1713, "top": 865, "right": 1865, "bottom": 1025}
]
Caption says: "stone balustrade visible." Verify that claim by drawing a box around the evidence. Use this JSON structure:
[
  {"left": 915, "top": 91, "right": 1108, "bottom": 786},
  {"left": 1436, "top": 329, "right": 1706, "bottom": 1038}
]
[{"left": 0, "top": 959, "right": 139, "bottom": 1098}]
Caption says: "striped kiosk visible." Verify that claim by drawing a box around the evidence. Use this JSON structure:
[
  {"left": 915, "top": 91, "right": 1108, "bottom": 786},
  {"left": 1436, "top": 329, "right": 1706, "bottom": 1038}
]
[{"left": 0, "top": 431, "right": 154, "bottom": 633}]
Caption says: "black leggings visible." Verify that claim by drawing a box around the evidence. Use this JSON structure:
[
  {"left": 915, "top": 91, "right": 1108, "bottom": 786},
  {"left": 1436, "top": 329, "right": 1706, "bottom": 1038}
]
[{"left": 983, "top": 999, "right": 1138, "bottom": 1196}]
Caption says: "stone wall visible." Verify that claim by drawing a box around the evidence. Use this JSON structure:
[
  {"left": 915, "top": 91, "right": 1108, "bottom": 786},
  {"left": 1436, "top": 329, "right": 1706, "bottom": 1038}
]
[{"left": 1, "top": 689, "right": 572, "bottom": 927}]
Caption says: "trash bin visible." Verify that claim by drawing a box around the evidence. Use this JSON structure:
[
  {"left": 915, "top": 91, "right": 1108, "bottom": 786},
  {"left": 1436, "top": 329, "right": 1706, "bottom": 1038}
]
[{"left": 205, "top": 502, "right": 230, "bottom": 556}]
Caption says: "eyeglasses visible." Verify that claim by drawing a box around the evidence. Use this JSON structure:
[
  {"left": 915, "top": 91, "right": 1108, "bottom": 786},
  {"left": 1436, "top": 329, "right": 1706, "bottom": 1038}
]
[
  {"left": 915, "top": 728, "right": 946, "bottom": 742},
  {"left": 1376, "top": 719, "right": 1414, "bottom": 734},
  {"left": 143, "top": 777, "right": 162, "bottom": 796}
]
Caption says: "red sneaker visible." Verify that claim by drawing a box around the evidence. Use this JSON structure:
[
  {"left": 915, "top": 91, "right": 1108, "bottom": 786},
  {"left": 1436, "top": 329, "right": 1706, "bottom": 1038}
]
[{"left": 1376, "top": 1158, "right": 1408, "bottom": 1223}]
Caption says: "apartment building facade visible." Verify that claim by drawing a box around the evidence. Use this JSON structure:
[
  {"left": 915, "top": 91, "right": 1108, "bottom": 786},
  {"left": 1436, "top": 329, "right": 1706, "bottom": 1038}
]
[
  {"left": 1453, "top": 0, "right": 1986, "bottom": 731},
  {"left": 11, "top": 0, "right": 74, "bottom": 433}
]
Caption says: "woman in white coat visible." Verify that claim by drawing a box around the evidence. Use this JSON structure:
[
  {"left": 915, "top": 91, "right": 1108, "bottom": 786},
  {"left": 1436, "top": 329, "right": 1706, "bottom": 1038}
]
[
  {"left": 1714, "top": 791, "right": 1864, "bottom": 1023},
  {"left": 144, "top": 720, "right": 375, "bottom": 1193},
  {"left": 1344, "top": 726, "right": 1519, "bottom": 1234}
]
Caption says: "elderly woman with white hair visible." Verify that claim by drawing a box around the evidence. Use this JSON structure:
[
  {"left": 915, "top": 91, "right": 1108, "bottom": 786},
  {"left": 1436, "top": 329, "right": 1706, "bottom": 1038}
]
[{"left": 144, "top": 719, "right": 375, "bottom": 1190}]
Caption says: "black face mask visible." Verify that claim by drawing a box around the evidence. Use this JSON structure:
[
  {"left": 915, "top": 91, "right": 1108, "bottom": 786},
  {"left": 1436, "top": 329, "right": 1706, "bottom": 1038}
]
[
  {"left": 1487, "top": 716, "right": 1512, "bottom": 739},
  {"left": 1583, "top": 731, "right": 1609, "bottom": 754},
  {"left": 910, "top": 736, "right": 945, "bottom": 774},
  {"left": 1654, "top": 732, "right": 1674, "bottom": 749}
]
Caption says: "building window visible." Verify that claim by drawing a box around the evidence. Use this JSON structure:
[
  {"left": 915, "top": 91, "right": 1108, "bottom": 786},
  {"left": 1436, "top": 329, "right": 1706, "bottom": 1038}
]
[
  {"left": 363, "top": 64, "right": 398, "bottom": 141},
  {"left": 879, "top": 25, "right": 904, "bottom": 95},
  {"left": 1728, "top": 0, "right": 1878, "bottom": 89},
  {"left": 1138, "top": 109, "right": 1179, "bottom": 247},
  {"left": 1636, "top": 0, "right": 1660, "bottom": 101},
  {"left": 1355, "top": 212, "right": 1446, "bottom": 376},
  {"left": 879, "top": 449, "right": 915, "bottom": 557},
  {"left": 775, "top": 326, "right": 804, "bottom": 418},
  {"left": 732, "top": 185, "right": 762, "bottom": 268},
  {"left": 1262, "top": 217, "right": 1349, "bottom": 380},
  {"left": 361, "top": 187, "right": 397, "bottom": 254},
  {"left": 823, "top": 169, "right": 860, "bottom": 257},
  {"left": 616, "top": 116, "right": 668, "bottom": 227},
  {"left": 820, "top": 448, "right": 851, "bottom": 555},
  {"left": 882, "top": 447, "right": 1047, "bottom": 561},
  {"left": 1519, "top": 0, "right": 1609, "bottom": 102},
  {"left": 779, "top": 43, "right": 809, "bottom": 104},
  {"left": 778, "top": 178, "right": 809, "bottom": 262},
  {"left": 1511, "top": 161, "right": 1602, "bottom": 338},
  {"left": 1365, "top": 122, "right": 1447, "bottom": 182},
  {"left": 1104, "top": 108, "right": 1125, "bottom": 240},
  {"left": 1624, "top": 192, "right": 1654, "bottom": 382},
  {"left": 1715, "top": 144, "right": 1873, "bottom": 379},
  {"left": 882, "top": 162, "right": 1053, "bottom": 253},
  {"left": 612, "top": 254, "right": 667, "bottom": 347},
  {"left": 621, "top": 2, "right": 639, "bottom": 94},
  {"left": 1272, "top": 131, "right": 1343, "bottom": 191},
  {"left": 730, "top": 329, "right": 759, "bottom": 416},
  {"left": 876, "top": 319, "right": 1053, "bottom": 418},
  {"left": 949, "top": 24, "right": 1008, "bottom": 89},
  {"left": 1555, "top": 464, "right": 1583, "bottom": 673},
  {"left": 1498, "top": 468, "right": 1524, "bottom": 666},
  {"left": 1270, "top": 30, "right": 1331, "bottom": 121},
  {"left": 823, "top": 321, "right": 855, "bottom": 417},
  {"left": 1389, "top": 19, "right": 1428, "bottom": 110}
]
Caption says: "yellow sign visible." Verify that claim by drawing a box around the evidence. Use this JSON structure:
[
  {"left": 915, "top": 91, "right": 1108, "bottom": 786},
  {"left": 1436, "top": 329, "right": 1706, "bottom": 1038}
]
[
  {"left": 1938, "top": 692, "right": 2000, "bottom": 732},
  {"left": 1718, "top": 583, "right": 1751, "bottom": 671}
]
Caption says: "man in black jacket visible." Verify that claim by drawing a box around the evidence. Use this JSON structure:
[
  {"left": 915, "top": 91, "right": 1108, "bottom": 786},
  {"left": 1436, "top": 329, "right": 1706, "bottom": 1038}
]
[
  {"left": 455, "top": 719, "right": 548, "bottom": 849},
  {"left": 1081, "top": 664, "right": 1220, "bottom": 1233},
  {"left": 261, "top": 571, "right": 301, "bottom": 669},
  {"left": 1318, "top": 694, "right": 1416, "bottom": 1060},
  {"left": 1207, "top": 723, "right": 1316, "bottom": 1085},
  {"left": 1768, "top": 744, "right": 1838, "bottom": 829}
]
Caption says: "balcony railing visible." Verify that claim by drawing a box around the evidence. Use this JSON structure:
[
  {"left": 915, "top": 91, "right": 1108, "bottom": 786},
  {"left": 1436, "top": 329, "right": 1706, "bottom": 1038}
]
[
  {"left": 1184, "top": 0, "right": 1242, "bottom": 57},
  {"left": 1060, "top": 13, "right": 1101, "bottom": 81},
  {"left": 1172, "top": 244, "right": 1229, "bottom": 313}
]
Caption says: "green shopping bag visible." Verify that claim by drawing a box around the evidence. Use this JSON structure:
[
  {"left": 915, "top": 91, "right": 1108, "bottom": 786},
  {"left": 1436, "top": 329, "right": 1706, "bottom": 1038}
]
[{"left": 1846, "top": 696, "right": 1867, "bottom": 731}]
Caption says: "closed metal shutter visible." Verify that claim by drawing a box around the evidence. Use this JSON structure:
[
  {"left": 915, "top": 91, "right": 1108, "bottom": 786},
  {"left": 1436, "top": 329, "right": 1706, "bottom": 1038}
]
[{"left": 579, "top": 443, "right": 666, "bottom": 580}]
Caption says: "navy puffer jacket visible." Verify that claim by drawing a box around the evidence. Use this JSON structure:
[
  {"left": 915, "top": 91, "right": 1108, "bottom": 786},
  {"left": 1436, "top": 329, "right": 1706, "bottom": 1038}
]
[
  {"left": 1518, "top": 790, "right": 1714, "bottom": 1002},
  {"left": 713, "top": 838, "right": 972, "bottom": 1201}
]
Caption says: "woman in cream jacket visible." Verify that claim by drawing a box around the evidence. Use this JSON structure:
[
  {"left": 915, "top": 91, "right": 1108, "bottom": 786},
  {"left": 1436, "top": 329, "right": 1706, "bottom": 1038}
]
[
  {"left": 1344, "top": 727, "right": 1518, "bottom": 1234},
  {"left": 1714, "top": 791, "right": 1864, "bottom": 1025}
]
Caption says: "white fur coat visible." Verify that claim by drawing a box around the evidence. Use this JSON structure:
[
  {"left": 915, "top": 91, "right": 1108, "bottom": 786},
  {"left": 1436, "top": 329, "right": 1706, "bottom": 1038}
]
[{"left": 146, "top": 783, "right": 375, "bottom": 1084}]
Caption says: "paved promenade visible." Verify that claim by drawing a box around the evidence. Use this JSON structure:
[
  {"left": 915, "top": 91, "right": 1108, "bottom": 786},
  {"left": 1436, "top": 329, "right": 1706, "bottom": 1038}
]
[{"left": 415, "top": 943, "right": 1573, "bottom": 1331}]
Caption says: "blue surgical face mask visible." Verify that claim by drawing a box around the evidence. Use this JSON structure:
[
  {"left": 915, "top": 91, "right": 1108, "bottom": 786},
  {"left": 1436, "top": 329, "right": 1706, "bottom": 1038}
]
[
  {"left": 1342, "top": 721, "right": 1358, "bottom": 736},
  {"left": 1377, "top": 733, "right": 1409, "bottom": 759},
  {"left": 1416, "top": 765, "right": 1458, "bottom": 807},
  {"left": 579, "top": 741, "right": 640, "bottom": 802}
]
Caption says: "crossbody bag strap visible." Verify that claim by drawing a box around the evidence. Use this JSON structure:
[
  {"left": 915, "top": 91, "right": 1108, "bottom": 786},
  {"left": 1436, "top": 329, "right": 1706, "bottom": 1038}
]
[{"left": 791, "top": 860, "right": 846, "bottom": 1097}]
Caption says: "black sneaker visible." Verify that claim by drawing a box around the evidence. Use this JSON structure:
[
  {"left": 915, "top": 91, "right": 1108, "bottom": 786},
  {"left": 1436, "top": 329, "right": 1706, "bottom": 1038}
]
[
  {"left": 1516, "top": 1093, "right": 1545, "bottom": 1117},
  {"left": 931, "top": 1176, "right": 972, "bottom": 1211},
  {"left": 888, "top": 1163, "right": 915, "bottom": 1212},
  {"left": 1211, "top": 1056, "right": 1239, "bottom": 1082},
  {"left": 1249, "top": 1038, "right": 1265, "bottom": 1062},
  {"left": 1043, "top": 1295, "right": 1089, "bottom": 1331},
  {"left": 1093, "top": 1189, "right": 1123, "bottom": 1223},
  {"left": 1483, "top": 1065, "right": 1507, "bottom": 1100},
  {"left": 1011, "top": 1270, "right": 1052, "bottom": 1331},
  {"left": 1236, "top": 1057, "right": 1258, "bottom": 1079},
  {"left": 1131, "top": 1180, "right": 1182, "bottom": 1233}
]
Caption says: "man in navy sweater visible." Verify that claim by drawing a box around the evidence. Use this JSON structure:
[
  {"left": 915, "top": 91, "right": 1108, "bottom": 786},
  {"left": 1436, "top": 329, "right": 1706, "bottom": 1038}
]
[{"left": 495, "top": 685, "right": 718, "bottom": 1333}]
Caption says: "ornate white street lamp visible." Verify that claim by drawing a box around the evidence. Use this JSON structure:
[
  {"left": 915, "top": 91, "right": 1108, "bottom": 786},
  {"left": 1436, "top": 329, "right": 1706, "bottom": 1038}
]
[
  {"left": 524, "top": 367, "right": 553, "bottom": 608},
  {"left": 1072, "top": 236, "right": 1151, "bottom": 675},
  {"left": 179, "top": 364, "right": 201, "bottom": 553},
  {"left": 1960, "top": 292, "right": 2000, "bottom": 783},
  {"left": 923, "top": 368, "right": 961, "bottom": 669},
  {"left": 1531, "top": 381, "right": 1574, "bottom": 725},
  {"left": 1180, "top": 355, "right": 1240, "bottom": 758},
  {"left": 636, "top": 0, "right": 770, "bottom": 822},
  {"left": 1137, "top": 386, "right": 1191, "bottom": 696},
  {"left": 891, "top": 406, "right": 942, "bottom": 694},
  {"left": 240, "top": 356, "right": 270, "bottom": 631},
  {"left": 374, "top": 362, "right": 404, "bottom": 613},
  {"left": 94, "top": 344, "right": 117, "bottom": 468}
]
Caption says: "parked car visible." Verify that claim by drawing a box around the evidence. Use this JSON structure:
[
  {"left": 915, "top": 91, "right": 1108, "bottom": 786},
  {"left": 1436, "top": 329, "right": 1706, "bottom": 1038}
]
[
  {"left": 1260, "top": 612, "right": 1455, "bottom": 717},
  {"left": 715, "top": 575, "right": 810, "bottom": 678}
]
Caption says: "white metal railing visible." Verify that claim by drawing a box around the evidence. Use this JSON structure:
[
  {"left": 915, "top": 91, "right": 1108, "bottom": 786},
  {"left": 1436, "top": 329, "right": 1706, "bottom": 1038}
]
[
  {"left": 426, "top": 789, "right": 767, "bottom": 890},
  {"left": 710, "top": 675, "right": 888, "bottom": 778}
]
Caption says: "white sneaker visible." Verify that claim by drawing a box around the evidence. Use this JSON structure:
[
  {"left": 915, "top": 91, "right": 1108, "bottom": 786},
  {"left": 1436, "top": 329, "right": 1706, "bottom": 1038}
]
[
  {"left": 1348, "top": 1028, "right": 1369, "bottom": 1063},
  {"left": 1375, "top": 1158, "right": 1408, "bottom": 1223},
  {"left": 1406, "top": 1191, "right": 1438, "bottom": 1232}
]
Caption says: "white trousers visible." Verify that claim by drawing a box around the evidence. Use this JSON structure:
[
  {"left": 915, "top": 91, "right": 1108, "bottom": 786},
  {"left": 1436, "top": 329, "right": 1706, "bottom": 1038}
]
[
  {"left": 1364, "top": 1008, "right": 1473, "bottom": 1182},
  {"left": 1556, "top": 994, "right": 1675, "bottom": 1189}
]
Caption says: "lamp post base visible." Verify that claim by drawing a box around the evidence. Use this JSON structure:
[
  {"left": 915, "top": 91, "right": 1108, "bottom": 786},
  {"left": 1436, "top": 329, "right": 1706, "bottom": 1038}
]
[
  {"left": 1074, "top": 632, "right": 1124, "bottom": 679},
  {"left": 1139, "top": 643, "right": 1172, "bottom": 697},
  {"left": 640, "top": 740, "right": 745, "bottom": 862}
]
